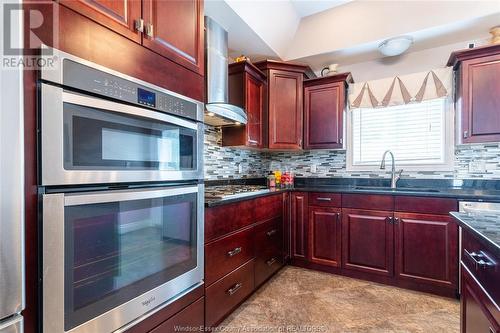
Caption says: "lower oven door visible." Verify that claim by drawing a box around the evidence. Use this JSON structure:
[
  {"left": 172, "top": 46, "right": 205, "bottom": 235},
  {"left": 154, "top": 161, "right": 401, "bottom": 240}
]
[
  {"left": 42, "top": 184, "right": 204, "bottom": 333},
  {"left": 40, "top": 83, "right": 204, "bottom": 186}
]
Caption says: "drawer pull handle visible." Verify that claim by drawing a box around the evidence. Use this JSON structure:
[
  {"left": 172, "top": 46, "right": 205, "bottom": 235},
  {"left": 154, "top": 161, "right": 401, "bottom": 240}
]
[
  {"left": 267, "top": 229, "right": 278, "bottom": 237},
  {"left": 227, "top": 282, "right": 242, "bottom": 295},
  {"left": 266, "top": 257, "right": 277, "bottom": 266},
  {"left": 316, "top": 197, "right": 332, "bottom": 201},
  {"left": 464, "top": 249, "right": 496, "bottom": 270},
  {"left": 227, "top": 247, "right": 242, "bottom": 257}
]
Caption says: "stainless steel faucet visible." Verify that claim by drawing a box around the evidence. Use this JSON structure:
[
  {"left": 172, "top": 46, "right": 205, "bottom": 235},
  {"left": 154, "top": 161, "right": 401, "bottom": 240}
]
[{"left": 380, "top": 150, "right": 403, "bottom": 189}]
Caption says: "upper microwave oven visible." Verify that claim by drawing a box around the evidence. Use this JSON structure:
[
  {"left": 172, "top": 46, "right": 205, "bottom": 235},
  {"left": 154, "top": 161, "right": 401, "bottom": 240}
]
[{"left": 39, "top": 47, "right": 204, "bottom": 186}]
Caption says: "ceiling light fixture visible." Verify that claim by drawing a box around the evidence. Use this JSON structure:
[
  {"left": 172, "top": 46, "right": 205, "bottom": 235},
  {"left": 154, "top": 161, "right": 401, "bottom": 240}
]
[{"left": 378, "top": 36, "right": 413, "bottom": 57}]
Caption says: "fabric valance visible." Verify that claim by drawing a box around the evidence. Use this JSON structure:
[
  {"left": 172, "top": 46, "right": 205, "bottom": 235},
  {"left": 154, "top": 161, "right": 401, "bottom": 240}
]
[{"left": 348, "top": 67, "right": 453, "bottom": 109}]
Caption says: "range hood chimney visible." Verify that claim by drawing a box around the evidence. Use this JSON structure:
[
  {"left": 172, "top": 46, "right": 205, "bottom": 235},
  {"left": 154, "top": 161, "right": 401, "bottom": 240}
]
[{"left": 204, "top": 16, "right": 247, "bottom": 126}]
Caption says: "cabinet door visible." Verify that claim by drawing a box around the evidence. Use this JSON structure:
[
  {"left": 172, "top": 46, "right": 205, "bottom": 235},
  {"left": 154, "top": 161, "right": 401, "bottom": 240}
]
[
  {"left": 304, "top": 82, "right": 344, "bottom": 149},
  {"left": 291, "top": 192, "right": 308, "bottom": 260},
  {"left": 394, "top": 213, "right": 458, "bottom": 290},
  {"left": 461, "top": 54, "right": 500, "bottom": 143},
  {"left": 268, "top": 70, "right": 303, "bottom": 149},
  {"left": 59, "top": 0, "right": 142, "bottom": 42},
  {"left": 246, "top": 73, "right": 265, "bottom": 147},
  {"left": 309, "top": 207, "right": 341, "bottom": 267},
  {"left": 142, "top": 0, "right": 204, "bottom": 75},
  {"left": 342, "top": 209, "right": 394, "bottom": 276},
  {"left": 461, "top": 267, "right": 499, "bottom": 333}
]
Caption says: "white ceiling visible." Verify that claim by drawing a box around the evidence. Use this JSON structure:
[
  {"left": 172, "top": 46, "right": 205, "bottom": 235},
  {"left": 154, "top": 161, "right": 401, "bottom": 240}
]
[
  {"left": 290, "top": 0, "right": 353, "bottom": 18},
  {"left": 205, "top": 0, "right": 500, "bottom": 71}
]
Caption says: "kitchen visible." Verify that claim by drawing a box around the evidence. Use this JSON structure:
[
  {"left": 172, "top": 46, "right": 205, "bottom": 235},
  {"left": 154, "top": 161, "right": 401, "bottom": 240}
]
[{"left": 0, "top": 0, "right": 499, "bottom": 333}]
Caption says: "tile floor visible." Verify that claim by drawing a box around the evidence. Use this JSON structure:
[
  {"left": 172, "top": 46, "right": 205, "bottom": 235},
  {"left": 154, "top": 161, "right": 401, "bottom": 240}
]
[{"left": 220, "top": 266, "right": 460, "bottom": 333}]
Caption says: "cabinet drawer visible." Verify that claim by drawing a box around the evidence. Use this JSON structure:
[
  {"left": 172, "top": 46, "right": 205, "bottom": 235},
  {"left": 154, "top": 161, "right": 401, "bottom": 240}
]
[
  {"left": 205, "top": 259, "right": 255, "bottom": 328},
  {"left": 462, "top": 230, "right": 499, "bottom": 305},
  {"left": 150, "top": 297, "right": 204, "bottom": 333},
  {"left": 395, "top": 196, "right": 457, "bottom": 215},
  {"left": 255, "top": 217, "right": 283, "bottom": 254},
  {"left": 254, "top": 217, "right": 284, "bottom": 286},
  {"left": 309, "top": 192, "right": 341, "bottom": 207},
  {"left": 205, "top": 194, "right": 282, "bottom": 242},
  {"left": 255, "top": 247, "right": 283, "bottom": 287},
  {"left": 205, "top": 226, "right": 255, "bottom": 286},
  {"left": 342, "top": 194, "right": 394, "bottom": 211}
]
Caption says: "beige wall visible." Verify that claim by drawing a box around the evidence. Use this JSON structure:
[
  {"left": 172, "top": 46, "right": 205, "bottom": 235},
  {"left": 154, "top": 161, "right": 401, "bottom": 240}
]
[{"left": 333, "top": 37, "right": 489, "bottom": 82}]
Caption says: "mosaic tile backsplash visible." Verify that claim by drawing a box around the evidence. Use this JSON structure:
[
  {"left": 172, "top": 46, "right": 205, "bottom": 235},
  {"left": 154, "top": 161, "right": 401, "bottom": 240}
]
[{"left": 204, "top": 126, "right": 500, "bottom": 180}]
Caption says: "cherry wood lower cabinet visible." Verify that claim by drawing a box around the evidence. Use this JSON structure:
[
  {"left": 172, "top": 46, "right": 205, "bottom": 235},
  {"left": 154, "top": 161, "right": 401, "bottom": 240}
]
[
  {"left": 149, "top": 297, "right": 205, "bottom": 333},
  {"left": 290, "top": 193, "right": 458, "bottom": 297},
  {"left": 205, "top": 259, "right": 256, "bottom": 328},
  {"left": 341, "top": 209, "right": 394, "bottom": 276},
  {"left": 394, "top": 213, "right": 458, "bottom": 290},
  {"left": 124, "top": 286, "right": 204, "bottom": 333},
  {"left": 459, "top": 225, "right": 499, "bottom": 332},
  {"left": 461, "top": 267, "right": 499, "bottom": 333},
  {"left": 204, "top": 193, "right": 286, "bottom": 327},
  {"left": 291, "top": 192, "right": 309, "bottom": 261},
  {"left": 204, "top": 226, "right": 255, "bottom": 286},
  {"left": 309, "top": 206, "right": 341, "bottom": 267},
  {"left": 254, "top": 217, "right": 284, "bottom": 287}
]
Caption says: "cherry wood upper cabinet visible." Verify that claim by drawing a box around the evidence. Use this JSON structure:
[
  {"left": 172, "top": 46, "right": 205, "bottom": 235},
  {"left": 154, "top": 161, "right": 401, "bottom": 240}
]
[
  {"left": 142, "top": 0, "right": 204, "bottom": 75},
  {"left": 60, "top": 0, "right": 205, "bottom": 76},
  {"left": 255, "top": 60, "right": 313, "bottom": 150},
  {"left": 290, "top": 192, "right": 308, "bottom": 261},
  {"left": 59, "top": 0, "right": 142, "bottom": 43},
  {"left": 341, "top": 208, "right": 394, "bottom": 277},
  {"left": 394, "top": 212, "right": 458, "bottom": 291},
  {"left": 304, "top": 73, "right": 353, "bottom": 149},
  {"left": 309, "top": 207, "right": 341, "bottom": 267},
  {"left": 448, "top": 44, "right": 500, "bottom": 143},
  {"left": 223, "top": 61, "right": 267, "bottom": 148}
]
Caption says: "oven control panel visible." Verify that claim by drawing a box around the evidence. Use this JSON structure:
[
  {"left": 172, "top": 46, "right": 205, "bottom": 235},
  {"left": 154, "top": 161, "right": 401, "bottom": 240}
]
[{"left": 60, "top": 59, "right": 200, "bottom": 122}]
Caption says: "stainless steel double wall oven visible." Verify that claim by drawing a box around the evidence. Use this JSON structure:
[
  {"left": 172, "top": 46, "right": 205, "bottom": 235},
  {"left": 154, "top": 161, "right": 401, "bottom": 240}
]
[{"left": 39, "top": 48, "right": 205, "bottom": 333}]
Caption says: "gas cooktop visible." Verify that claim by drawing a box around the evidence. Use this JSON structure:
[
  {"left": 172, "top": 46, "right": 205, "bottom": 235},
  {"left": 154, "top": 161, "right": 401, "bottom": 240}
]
[{"left": 204, "top": 185, "right": 270, "bottom": 201}]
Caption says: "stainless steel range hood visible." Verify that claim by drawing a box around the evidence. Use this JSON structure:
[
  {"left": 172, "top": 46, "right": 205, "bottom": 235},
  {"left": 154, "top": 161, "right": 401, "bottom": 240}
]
[{"left": 205, "top": 16, "right": 247, "bottom": 126}]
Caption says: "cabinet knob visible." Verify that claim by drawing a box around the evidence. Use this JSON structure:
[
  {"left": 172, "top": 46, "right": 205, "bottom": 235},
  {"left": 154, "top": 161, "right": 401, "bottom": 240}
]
[
  {"left": 266, "top": 257, "right": 277, "bottom": 266},
  {"left": 226, "top": 282, "right": 243, "bottom": 295},
  {"left": 145, "top": 23, "right": 154, "bottom": 38},
  {"left": 266, "top": 229, "right": 278, "bottom": 237},
  {"left": 134, "top": 19, "right": 144, "bottom": 32},
  {"left": 227, "top": 247, "right": 242, "bottom": 257},
  {"left": 464, "top": 249, "right": 496, "bottom": 270},
  {"left": 463, "top": 130, "right": 468, "bottom": 139}
]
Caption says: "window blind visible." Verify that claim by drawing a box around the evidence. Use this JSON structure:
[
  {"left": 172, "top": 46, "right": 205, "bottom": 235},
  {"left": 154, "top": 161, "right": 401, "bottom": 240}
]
[{"left": 351, "top": 98, "right": 446, "bottom": 166}]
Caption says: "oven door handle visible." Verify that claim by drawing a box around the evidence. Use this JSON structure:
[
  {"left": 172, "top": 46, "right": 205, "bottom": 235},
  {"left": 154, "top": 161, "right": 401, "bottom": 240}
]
[
  {"left": 62, "top": 89, "right": 199, "bottom": 131},
  {"left": 64, "top": 185, "right": 200, "bottom": 206}
]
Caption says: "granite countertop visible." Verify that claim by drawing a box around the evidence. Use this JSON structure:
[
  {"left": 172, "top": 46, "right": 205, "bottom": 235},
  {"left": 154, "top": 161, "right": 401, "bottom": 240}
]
[
  {"left": 205, "top": 185, "right": 500, "bottom": 207},
  {"left": 450, "top": 211, "right": 500, "bottom": 257},
  {"left": 204, "top": 177, "right": 500, "bottom": 207}
]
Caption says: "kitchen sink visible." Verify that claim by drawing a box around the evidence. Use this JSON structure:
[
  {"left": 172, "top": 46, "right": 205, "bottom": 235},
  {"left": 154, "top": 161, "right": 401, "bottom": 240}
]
[{"left": 354, "top": 186, "right": 440, "bottom": 193}]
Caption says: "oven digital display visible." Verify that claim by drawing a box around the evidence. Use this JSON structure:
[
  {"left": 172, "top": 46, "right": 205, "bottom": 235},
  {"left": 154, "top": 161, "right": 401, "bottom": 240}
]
[{"left": 138, "top": 88, "right": 156, "bottom": 107}]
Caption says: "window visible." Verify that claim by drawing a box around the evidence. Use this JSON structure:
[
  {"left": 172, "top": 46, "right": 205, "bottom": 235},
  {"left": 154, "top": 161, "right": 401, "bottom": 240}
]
[{"left": 346, "top": 98, "right": 454, "bottom": 171}]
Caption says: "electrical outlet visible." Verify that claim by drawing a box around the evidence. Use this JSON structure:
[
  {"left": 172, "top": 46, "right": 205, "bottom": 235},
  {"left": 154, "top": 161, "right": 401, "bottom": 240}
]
[
  {"left": 310, "top": 164, "right": 317, "bottom": 173},
  {"left": 237, "top": 163, "right": 243, "bottom": 174},
  {"left": 468, "top": 160, "right": 486, "bottom": 173}
]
